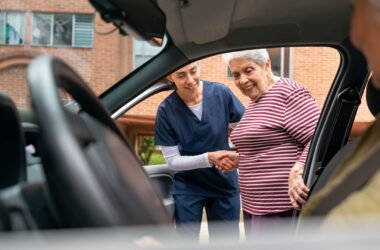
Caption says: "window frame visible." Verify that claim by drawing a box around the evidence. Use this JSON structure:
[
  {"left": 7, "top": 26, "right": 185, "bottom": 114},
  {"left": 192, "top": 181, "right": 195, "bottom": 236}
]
[
  {"left": 0, "top": 11, "right": 26, "bottom": 46},
  {"left": 132, "top": 39, "right": 167, "bottom": 69},
  {"left": 31, "top": 12, "right": 94, "bottom": 48}
]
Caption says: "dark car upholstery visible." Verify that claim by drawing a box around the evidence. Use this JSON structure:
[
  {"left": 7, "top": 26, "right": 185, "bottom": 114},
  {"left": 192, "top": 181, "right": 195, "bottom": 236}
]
[{"left": 0, "top": 93, "right": 26, "bottom": 189}]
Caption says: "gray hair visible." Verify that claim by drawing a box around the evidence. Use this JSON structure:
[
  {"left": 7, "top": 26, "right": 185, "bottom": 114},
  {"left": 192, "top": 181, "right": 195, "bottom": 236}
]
[{"left": 222, "top": 49, "right": 270, "bottom": 67}]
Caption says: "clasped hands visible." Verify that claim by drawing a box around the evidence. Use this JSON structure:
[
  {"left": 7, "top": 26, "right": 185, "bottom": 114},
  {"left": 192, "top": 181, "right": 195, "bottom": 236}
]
[{"left": 208, "top": 151, "right": 238, "bottom": 173}]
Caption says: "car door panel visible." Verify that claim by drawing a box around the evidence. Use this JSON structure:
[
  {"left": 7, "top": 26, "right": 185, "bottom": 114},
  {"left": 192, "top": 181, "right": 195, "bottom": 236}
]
[{"left": 143, "top": 164, "right": 174, "bottom": 219}]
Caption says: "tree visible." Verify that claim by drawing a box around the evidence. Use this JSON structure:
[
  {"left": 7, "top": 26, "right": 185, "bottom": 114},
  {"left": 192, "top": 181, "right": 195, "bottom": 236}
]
[{"left": 138, "top": 136, "right": 155, "bottom": 165}]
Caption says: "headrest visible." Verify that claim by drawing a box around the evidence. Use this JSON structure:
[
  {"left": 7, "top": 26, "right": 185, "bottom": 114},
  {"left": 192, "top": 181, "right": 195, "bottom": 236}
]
[{"left": 0, "top": 92, "right": 26, "bottom": 188}]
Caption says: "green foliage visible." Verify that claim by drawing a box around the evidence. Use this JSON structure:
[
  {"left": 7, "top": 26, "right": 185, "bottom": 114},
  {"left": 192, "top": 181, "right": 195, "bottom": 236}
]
[
  {"left": 138, "top": 136, "right": 155, "bottom": 165},
  {"left": 137, "top": 136, "right": 166, "bottom": 165},
  {"left": 149, "top": 153, "right": 166, "bottom": 165}
]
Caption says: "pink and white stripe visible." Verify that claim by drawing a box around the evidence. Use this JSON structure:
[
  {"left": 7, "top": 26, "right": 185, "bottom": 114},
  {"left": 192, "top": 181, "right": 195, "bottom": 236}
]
[{"left": 231, "top": 78, "right": 320, "bottom": 215}]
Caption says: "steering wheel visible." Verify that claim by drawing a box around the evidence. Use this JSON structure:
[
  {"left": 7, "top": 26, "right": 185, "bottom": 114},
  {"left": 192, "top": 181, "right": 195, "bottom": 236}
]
[{"left": 27, "top": 55, "right": 171, "bottom": 228}]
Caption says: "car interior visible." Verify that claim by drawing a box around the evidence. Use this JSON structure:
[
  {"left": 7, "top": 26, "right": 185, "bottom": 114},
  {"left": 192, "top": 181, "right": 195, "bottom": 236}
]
[{"left": 0, "top": 0, "right": 376, "bottom": 241}]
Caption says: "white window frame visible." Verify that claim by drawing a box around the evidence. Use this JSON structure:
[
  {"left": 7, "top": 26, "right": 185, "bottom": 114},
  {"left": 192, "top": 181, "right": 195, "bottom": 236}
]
[
  {"left": 31, "top": 12, "right": 93, "bottom": 48},
  {"left": 132, "top": 38, "right": 167, "bottom": 69},
  {"left": 0, "top": 11, "right": 25, "bottom": 46}
]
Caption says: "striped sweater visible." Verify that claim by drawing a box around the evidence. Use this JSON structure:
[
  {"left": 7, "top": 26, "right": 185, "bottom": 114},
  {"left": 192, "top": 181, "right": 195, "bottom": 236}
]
[{"left": 230, "top": 78, "right": 320, "bottom": 215}]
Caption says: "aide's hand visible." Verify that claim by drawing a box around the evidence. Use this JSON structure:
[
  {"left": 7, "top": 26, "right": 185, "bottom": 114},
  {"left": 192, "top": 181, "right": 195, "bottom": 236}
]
[
  {"left": 208, "top": 151, "right": 238, "bottom": 173},
  {"left": 288, "top": 162, "right": 309, "bottom": 210}
]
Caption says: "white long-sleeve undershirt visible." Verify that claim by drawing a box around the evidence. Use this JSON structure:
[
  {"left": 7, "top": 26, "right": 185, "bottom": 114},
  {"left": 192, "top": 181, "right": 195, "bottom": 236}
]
[
  {"left": 161, "top": 145, "right": 212, "bottom": 171},
  {"left": 160, "top": 96, "right": 213, "bottom": 171}
]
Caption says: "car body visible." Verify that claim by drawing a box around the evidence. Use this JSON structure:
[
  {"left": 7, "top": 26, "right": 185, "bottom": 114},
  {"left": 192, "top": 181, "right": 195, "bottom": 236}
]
[{"left": 0, "top": 0, "right": 379, "bottom": 248}]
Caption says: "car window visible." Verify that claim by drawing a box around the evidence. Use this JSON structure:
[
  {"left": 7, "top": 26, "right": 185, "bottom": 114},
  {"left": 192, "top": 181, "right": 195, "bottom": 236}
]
[
  {"left": 0, "top": 1, "right": 166, "bottom": 109},
  {"left": 117, "top": 46, "right": 349, "bottom": 165}
]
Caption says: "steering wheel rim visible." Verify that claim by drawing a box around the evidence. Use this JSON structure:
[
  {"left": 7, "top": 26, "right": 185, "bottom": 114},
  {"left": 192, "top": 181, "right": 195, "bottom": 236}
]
[{"left": 27, "top": 55, "right": 171, "bottom": 228}]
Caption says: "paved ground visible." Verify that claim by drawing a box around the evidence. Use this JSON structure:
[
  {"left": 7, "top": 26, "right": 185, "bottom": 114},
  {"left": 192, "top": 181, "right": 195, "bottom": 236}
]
[
  {"left": 199, "top": 209, "right": 245, "bottom": 243},
  {"left": 199, "top": 221, "right": 245, "bottom": 243}
]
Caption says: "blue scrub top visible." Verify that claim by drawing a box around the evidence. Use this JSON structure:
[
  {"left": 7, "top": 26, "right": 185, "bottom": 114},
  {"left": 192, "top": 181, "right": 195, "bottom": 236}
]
[{"left": 154, "top": 81, "right": 245, "bottom": 197}]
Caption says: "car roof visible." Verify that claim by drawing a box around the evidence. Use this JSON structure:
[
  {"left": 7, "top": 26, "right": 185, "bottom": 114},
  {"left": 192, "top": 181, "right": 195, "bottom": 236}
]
[
  {"left": 158, "top": 0, "right": 350, "bottom": 58},
  {"left": 99, "top": 0, "right": 354, "bottom": 113}
]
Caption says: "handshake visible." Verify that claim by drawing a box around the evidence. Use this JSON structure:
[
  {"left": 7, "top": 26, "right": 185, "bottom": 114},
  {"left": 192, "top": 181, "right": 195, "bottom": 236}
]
[{"left": 208, "top": 150, "right": 239, "bottom": 173}]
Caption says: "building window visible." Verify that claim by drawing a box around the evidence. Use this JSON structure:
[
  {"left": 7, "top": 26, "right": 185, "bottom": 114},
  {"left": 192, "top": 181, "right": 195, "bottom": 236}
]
[
  {"left": 32, "top": 13, "right": 94, "bottom": 48},
  {"left": 227, "top": 47, "right": 292, "bottom": 78},
  {"left": 227, "top": 67, "right": 233, "bottom": 78},
  {"left": 133, "top": 39, "right": 163, "bottom": 69},
  {"left": 0, "top": 11, "right": 25, "bottom": 45},
  {"left": 268, "top": 47, "right": 291, "bottom": 77}
]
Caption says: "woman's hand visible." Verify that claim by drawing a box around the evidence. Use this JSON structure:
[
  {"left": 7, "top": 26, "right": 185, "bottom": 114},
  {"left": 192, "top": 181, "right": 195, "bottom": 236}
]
[
  {"left": 288, "top": 162, "right": 309, "bottom": 210},
  {"left": 208, "top": 151, "right": 238, "bottom": 173}
]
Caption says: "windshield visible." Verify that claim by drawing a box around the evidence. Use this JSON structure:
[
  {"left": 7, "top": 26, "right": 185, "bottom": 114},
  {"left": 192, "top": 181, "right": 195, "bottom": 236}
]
[{"left": 0, "top": 1, "right": 166, "bottom": 108}]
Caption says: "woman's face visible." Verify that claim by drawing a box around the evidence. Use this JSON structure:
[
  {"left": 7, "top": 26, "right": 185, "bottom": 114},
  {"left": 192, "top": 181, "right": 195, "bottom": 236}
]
[
  {"left": 229, "top": 58, "right": 272, "bottom": 101},
  {"left": 167, "top": 62, "right": 201, "bottom": 96}
]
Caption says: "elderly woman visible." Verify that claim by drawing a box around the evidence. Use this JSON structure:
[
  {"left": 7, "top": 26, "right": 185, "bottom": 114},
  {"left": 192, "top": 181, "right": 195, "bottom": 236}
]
[{"left": 222, "top": 49, "right": 320, "bottom": 233}]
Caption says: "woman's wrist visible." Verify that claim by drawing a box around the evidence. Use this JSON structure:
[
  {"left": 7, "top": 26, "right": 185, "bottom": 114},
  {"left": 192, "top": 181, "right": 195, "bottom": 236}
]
[
  {"left": 204, "top": 152, "right": 212, "bottom": 167},
  {"left": 292, "top": 162, "right": 304, "bottom": 175}
]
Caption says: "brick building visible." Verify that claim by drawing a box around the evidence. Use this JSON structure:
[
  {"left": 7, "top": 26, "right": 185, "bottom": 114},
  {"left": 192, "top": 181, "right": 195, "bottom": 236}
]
[{"left": 0, "top": 0, "right": 374, "bottom": 152}]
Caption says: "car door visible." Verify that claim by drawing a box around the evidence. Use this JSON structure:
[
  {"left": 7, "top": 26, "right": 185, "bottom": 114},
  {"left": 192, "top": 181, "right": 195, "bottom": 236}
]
[{"left": 113, "top": 81, "right": 175, "bottom": 219}]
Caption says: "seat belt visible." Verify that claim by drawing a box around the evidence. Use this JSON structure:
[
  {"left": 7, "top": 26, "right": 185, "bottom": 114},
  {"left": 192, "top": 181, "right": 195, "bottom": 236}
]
[
  {"left": 312, "top": 138, "right": 380, "bottom": 215},
  {"left": 309, "top": 138, "right": 359, "bottom": 195}
]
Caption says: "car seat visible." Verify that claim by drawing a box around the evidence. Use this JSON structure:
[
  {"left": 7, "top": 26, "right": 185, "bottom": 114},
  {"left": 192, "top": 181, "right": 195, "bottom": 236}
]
[
  {"left": 0, "top": 92, "right": 26, "bottom": 188},
  {"left": 0, "top": 93, "right": 59, "bottom": 230}
]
